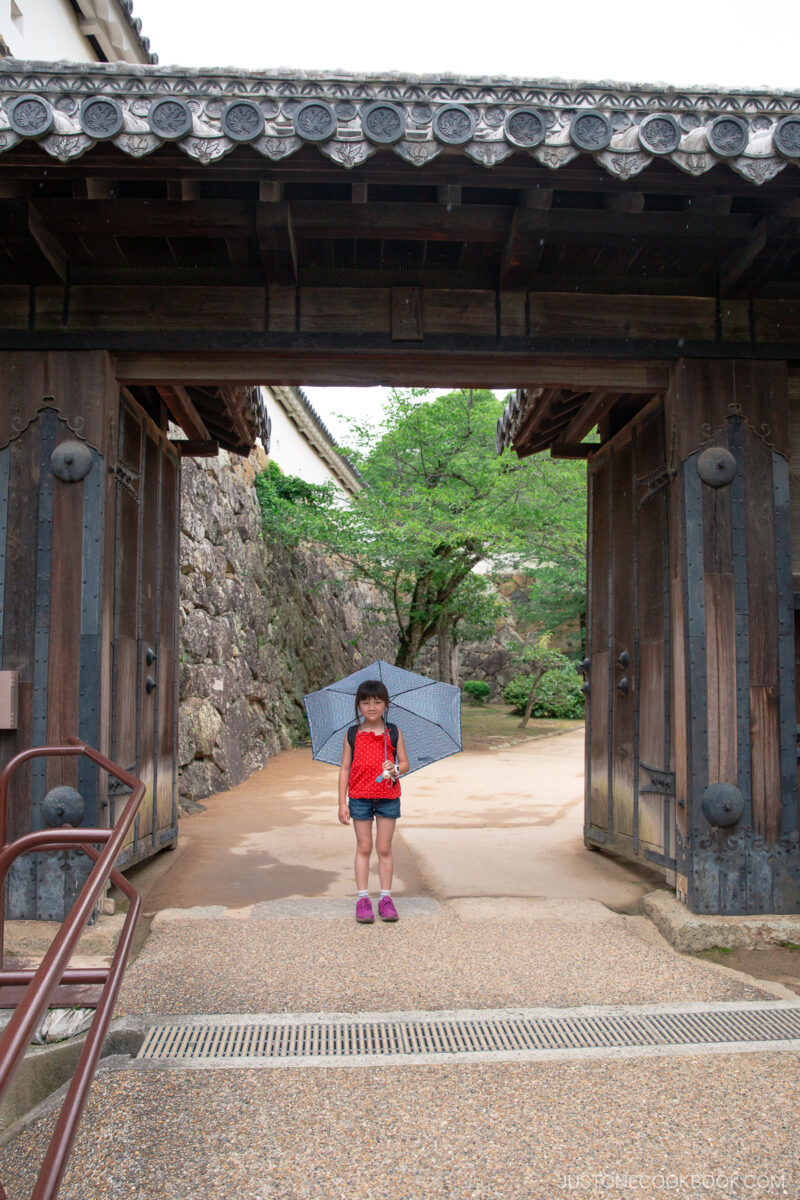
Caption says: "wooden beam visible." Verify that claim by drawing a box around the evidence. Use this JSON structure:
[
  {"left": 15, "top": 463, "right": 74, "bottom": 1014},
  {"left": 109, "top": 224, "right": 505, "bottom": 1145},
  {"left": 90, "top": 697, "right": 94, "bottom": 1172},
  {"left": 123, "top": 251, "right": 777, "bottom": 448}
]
[
  {"left": 24, "top": 199, "right": 758, "bottom": 250},
  {"left": 438, "top": 185, "right": 462, "bottom": 208},
  {"left": 256, "top": 202, "right": 297, "bottom": 284},
  {"left": 157, "top": 384, "right": 211, "bottom": 442},
  {"left": 172, "top": 439, "right": 220, "bottom": 457},
  {"left": 217, "top": 386, "right": 256, "bottom": 449},
  {"left": 604, "top": 192, "right": 645, "bottom": 213},
  {"left": 27, "top": 203, "right": 68, "bottom": 284},
  {"left": 293, "top": 200, "right": 507, "bottom": 242},
  {"left": 0, "top": 201, "right": 69, "bottom": 284},
  {"left": 562, "top": 389, "right": 620, "bottom": 444},
  {"left": 392, "top": 288, "right": 423, "bottom": 341},
  {"left": 500, "top": 209, "right": 546, "bottom": 289},
  {"left": 719, "top": 217, "right": 800, "bottom": 297},
  {"left": 113, "top": 352, "right": 672, "bottom": 390},
  {"left": 550, "top": 442, "right": 595, "bottom": 458}
]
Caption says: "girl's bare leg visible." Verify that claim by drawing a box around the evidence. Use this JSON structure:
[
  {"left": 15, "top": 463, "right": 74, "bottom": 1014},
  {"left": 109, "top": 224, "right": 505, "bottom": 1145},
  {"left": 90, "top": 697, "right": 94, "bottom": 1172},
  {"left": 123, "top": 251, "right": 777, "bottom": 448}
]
[
  {"left": 353, "top": 820, "right": 373, "bottom": 891},
  {"left": 375, "top": 816, "right": 396, "bottom": 892}
]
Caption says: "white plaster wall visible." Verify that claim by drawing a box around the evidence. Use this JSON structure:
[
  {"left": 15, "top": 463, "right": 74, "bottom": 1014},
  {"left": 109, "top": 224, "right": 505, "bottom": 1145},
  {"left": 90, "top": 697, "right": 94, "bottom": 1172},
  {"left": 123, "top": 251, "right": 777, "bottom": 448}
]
[
  {"left": 1, "top": 0, "right": 91, "bottom": 60},
  {"left": 266, "top": 392, "right": 348, "bottom": 495}
]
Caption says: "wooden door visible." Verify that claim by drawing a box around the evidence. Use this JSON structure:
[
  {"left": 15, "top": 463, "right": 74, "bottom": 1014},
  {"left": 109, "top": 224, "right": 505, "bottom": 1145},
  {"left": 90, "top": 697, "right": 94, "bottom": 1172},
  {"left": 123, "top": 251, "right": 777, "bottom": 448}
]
[
  {"left": 585, "top": 398, "right": 674, "bottom": 876},
  {"left": 110, "top": 396, "right": 179, "bottom": 867}
]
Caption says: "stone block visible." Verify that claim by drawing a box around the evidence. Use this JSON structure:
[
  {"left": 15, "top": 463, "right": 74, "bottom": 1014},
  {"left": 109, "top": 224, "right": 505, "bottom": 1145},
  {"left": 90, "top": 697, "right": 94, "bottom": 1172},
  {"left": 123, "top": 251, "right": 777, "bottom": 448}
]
[
  {"left": 642, "top": 889, "right": 800, "bottom": 952},
  {"left": 179, "top": 696, "right": 222, "bottom": 760}
]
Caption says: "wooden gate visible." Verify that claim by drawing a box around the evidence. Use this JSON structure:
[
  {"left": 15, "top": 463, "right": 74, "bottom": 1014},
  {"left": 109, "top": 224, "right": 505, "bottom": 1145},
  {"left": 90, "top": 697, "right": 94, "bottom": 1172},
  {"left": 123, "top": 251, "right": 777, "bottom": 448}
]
[
  {"left": 585, "top": 398, "right": 675, "bottom": 879},
  {"left": 110, "top": 395, "right": 179, "bottom": 869}
]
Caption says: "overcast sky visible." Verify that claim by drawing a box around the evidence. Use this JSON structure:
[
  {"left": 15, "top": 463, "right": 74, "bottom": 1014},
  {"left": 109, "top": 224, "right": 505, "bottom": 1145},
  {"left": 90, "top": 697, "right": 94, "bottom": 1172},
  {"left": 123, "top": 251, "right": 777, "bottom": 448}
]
[
  {"left": 133, "top": 0, "right": 797, "bottom": 90},
  {"left": 130, "top": 0, "right": 799, "bottom": 438}
]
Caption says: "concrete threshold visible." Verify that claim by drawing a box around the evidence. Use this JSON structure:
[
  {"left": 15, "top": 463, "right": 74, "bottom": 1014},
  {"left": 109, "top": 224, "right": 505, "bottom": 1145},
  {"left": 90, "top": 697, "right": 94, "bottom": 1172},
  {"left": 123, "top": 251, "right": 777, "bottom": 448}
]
[{"left": 643, "top": 890, "right": 800, "bottom": 952}]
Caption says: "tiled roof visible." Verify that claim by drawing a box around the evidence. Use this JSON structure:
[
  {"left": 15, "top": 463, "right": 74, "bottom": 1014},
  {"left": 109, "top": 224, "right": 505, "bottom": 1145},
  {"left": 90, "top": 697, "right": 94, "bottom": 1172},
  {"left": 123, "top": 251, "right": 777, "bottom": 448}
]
[{"left": 0, "top": 62, "right": 798, "bottom": 182}]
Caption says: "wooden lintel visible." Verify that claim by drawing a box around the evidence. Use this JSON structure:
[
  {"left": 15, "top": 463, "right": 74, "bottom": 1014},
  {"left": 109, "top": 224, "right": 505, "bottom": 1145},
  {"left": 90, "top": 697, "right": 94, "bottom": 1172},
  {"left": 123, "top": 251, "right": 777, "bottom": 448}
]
[
  {"left": 562, "top": 389, "right": 620, "bottom": 444},
  {"left": 521, "top": 362, "right": 670, "bottom": 392},
  {"left": 112, "top": 353, "right": 674, "bottom": 390},
  {"left": 156, "top": 384, "right": 211, "bottom": 442},
  {"left": 550, "top": 442, "right": 595, "bottom": 459},
  {"left": 172, "top": 438, "right": 220, "bottom": 458}
]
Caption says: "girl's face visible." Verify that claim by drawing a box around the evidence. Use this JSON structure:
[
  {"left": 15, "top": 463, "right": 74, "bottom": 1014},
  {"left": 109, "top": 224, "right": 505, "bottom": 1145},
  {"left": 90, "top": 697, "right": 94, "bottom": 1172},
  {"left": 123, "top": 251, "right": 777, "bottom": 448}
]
[{"left": 359, "top": 695, "right": 387, "bottom": 721}]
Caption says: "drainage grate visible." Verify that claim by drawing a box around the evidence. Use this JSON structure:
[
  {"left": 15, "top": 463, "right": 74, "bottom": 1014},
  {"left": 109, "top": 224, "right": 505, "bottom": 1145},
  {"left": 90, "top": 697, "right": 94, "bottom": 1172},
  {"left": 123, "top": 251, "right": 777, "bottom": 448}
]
[{"left": 136, "top": 1002, "right": 800, "bottom": 1067}]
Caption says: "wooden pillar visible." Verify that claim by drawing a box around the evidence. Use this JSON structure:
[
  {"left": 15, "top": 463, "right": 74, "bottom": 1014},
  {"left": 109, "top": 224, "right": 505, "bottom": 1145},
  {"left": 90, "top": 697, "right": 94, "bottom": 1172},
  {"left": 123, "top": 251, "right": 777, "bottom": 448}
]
[
  {"left": 666, "top": 359, "right": 799, "bottom": 914},
  {"left": 0, "top": 351, "right": 118, "bottom": 919}
]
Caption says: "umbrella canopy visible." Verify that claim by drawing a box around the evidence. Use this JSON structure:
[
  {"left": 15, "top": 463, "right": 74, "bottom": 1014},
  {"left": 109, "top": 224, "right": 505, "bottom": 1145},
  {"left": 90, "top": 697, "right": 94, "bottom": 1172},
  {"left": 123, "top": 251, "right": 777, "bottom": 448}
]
[{"left": 303, "top": 660, "right": 462, "bottom": 775}]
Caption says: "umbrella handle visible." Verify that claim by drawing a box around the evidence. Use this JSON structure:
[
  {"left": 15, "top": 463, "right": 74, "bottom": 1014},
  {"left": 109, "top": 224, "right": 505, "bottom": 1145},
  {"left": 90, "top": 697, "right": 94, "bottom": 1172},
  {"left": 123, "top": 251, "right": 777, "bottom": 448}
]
[{"left": 375, "top": 719, "right": 398, "bottom": 785}]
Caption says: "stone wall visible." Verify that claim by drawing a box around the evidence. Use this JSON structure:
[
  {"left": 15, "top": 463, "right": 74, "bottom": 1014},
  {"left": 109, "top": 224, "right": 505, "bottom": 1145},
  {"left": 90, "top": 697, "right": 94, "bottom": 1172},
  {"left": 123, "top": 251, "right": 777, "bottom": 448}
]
[{"left": 177, "top": 447, "right": 394, "bottom": 808}]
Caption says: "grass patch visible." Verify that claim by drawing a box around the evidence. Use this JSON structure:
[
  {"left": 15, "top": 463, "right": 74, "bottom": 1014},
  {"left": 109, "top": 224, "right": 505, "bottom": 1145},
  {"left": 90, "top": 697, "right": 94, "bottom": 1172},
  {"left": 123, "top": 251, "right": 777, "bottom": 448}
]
[
  {"left": 781, "top": 940, "right": 799, "bottom": 951},
  {"left": 459, "top": 701, "right": 583, "bottom": 753}
]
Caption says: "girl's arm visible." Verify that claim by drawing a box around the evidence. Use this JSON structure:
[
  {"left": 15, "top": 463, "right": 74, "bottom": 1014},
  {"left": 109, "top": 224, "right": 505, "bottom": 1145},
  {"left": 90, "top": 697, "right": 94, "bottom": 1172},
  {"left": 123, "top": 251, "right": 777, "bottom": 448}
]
[
  {"left": 338, "top": 737, "right": 353, "bottom": 823},
  {"left": 393, "top": 730, "right": 410, "bottom": 778}
]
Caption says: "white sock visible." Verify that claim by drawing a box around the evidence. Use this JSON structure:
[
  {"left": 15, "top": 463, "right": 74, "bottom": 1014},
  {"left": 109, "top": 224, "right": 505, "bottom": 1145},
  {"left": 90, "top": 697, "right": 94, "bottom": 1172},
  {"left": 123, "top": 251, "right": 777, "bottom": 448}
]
[
  {"left": 357, "top": 890, "right": 369, "bottom": 899},
  {"left": 380, "top": 890, "right": 391, "bottom": 898}
]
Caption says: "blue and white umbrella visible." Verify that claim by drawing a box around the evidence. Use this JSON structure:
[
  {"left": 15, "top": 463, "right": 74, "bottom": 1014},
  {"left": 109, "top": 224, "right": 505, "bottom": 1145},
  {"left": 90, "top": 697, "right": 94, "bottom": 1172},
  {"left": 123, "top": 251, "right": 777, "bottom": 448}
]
[{"left": 303, "top": 659, "right": 462, "bottom": 775}]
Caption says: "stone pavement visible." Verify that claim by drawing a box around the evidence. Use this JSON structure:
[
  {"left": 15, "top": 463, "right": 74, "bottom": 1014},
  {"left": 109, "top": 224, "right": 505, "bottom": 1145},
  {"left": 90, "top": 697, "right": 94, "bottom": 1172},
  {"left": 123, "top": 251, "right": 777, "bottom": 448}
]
[{"left": 2, "top": 732, "right": 800, "bottom": 1200}]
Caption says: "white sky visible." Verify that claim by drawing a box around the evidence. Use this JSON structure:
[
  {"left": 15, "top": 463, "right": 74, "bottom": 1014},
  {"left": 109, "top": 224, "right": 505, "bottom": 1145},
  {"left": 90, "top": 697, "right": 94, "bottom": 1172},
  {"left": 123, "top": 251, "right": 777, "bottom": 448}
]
[{"left": 130, "top": 0, "right": 799, "bottom": 438}]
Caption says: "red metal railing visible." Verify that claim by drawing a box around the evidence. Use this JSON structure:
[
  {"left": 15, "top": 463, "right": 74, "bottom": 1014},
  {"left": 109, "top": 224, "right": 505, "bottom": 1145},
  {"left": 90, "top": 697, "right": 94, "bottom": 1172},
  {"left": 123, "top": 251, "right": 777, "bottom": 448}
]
[{"left": 0, "top": 738, "right": 145, "bottom": 1200}]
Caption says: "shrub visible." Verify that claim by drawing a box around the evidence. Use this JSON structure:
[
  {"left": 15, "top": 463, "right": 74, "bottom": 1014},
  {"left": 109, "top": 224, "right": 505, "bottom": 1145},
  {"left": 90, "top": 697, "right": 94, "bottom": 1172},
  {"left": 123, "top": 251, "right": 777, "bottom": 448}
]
[
  {"left": 503, "top": 675, "right": 534, "bottom": 714},
  {"left": 503, "top": 667, "right": 585, "bottom": 720},
  {"left": 463, "top": 680, "right": 491, "bottom": 705},
  {"left": 532, "top": 666, "right": 585, "bottom": 719}
]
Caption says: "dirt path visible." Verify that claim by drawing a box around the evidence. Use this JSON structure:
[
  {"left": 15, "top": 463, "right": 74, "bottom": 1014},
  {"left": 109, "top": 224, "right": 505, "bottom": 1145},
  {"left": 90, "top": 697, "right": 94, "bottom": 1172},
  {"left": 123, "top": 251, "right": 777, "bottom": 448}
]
[{"left": 137, "top": 729, "right": 664, "bottom": 915}]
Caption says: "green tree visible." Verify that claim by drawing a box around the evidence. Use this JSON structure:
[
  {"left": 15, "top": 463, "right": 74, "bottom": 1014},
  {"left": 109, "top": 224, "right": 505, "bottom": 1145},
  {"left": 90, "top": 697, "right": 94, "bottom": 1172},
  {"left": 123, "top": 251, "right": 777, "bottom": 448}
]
[
  {"left": 256, "top": 388, "right": 587, "bottom": 671},
  {"left": 503, "top": 635, "right": 577, "bottom": 728}
]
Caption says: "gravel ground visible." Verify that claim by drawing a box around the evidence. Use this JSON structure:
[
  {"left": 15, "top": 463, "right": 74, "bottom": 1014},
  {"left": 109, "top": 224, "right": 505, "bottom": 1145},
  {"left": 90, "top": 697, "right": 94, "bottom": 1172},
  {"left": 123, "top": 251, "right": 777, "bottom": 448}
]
[
  {"left": 2, "top": 1054, "right": 799, "bottom": 1200},
  {"left": 116, "top": 906, "right": 773, "bottom": 1017}
]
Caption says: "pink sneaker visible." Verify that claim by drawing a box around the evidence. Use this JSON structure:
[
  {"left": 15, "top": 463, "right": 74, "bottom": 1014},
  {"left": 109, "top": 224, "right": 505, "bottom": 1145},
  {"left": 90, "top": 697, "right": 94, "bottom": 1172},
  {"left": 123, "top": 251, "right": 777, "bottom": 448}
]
[
  {"left": 356, "top": 896, "right": 374, "bottom": 923},
  {"left": 378, "top": 895, "right": 399, "bottom": 922}
]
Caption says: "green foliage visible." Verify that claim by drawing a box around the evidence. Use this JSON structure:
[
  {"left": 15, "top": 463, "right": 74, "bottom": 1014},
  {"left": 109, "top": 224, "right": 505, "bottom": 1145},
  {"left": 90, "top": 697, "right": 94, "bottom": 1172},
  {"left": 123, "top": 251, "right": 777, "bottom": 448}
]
[
  {"left": 463, "top": 680, "right": 491, "bottom": 705},
  {"left": 503, "top": 635, "right": 584, "bottom": 721},
  {"left": 530, "top": 665, "right": 585, "bottom": 719},
  {"left": 503, "top": 675, "right": 536, "bottom": 713},
  {"left": 254, "top": 461, "right": 336, "bottom": 547},
  {"left": 255, "top": 389, "right": 587, "bottom": 669},
  {"left": 504, "top": 666, "right": 584, "bottom": 719}
]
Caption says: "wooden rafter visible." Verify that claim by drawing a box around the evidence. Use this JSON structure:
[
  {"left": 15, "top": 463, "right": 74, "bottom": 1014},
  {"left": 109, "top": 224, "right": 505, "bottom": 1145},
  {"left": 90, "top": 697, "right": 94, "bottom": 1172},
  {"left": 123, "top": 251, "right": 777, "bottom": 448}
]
[
  {"left": 156, "top": 385, "right": 211, "bottom": 443},
  {"left": 562, "top": 390, "right": 619, "bottom": 445}
]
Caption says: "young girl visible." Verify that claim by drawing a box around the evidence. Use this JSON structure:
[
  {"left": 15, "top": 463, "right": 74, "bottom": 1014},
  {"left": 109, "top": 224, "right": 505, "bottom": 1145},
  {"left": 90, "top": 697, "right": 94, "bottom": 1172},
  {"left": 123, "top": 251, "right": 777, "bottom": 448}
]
[{"left": 338, "top": 680, "right": 409, "bottom": 923}]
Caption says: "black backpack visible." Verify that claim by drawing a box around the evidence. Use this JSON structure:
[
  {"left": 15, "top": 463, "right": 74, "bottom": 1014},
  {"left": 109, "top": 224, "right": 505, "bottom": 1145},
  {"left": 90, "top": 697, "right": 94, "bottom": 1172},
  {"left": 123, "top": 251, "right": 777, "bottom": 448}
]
[{"left": 347, "top": 722, "right": 399, "bottom": 755}]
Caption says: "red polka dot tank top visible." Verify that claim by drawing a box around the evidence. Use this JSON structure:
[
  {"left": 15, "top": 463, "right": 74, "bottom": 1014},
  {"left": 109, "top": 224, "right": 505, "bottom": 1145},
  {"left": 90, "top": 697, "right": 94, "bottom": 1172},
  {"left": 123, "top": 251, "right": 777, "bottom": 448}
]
[{"left": 348, "top": 728, "right": 400, "bottom": 800}]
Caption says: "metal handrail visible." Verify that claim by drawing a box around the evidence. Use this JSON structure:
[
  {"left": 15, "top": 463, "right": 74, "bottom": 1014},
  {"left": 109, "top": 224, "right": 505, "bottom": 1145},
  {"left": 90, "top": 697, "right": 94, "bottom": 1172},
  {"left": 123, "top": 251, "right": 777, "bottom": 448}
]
[{"left": 0, "top": 738, "right": 145, "bottom": 1200}]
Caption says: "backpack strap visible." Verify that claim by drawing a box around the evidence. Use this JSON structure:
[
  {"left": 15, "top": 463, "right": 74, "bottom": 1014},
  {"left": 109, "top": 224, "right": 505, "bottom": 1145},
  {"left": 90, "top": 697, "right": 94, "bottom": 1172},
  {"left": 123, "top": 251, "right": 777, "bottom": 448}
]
[{"left": 347, "top": 722, "right": 399, "bottom": 754}]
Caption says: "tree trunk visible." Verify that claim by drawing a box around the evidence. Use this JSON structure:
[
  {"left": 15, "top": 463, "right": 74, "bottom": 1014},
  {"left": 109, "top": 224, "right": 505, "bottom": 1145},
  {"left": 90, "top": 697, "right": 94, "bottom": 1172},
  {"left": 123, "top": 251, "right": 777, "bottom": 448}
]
[
  {"left": 450, "top": 638, "right": 460, "bottom": 689},
  {"left": 519, "top": 668, "right": 545, "bottom": 729},
  {"left": 437, "top": 620, "right": 453, "bottom": 684},
  {"left": 396, "top": 621, "right": 427, "bottom": 670}
]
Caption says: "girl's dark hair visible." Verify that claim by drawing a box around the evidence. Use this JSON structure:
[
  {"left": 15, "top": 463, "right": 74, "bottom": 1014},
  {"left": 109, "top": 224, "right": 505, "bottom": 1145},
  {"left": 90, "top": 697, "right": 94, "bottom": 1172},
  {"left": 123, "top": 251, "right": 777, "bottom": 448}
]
[{"left": 355, "top": 679, "right": 390, "bottom": 721}]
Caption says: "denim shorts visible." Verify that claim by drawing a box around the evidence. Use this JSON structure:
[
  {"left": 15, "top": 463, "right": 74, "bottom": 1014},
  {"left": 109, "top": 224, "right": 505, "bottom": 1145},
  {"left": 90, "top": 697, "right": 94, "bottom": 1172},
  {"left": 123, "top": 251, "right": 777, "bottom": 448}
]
[{"left": 348, "top": 797, "right": 401, "bottom": 821}]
